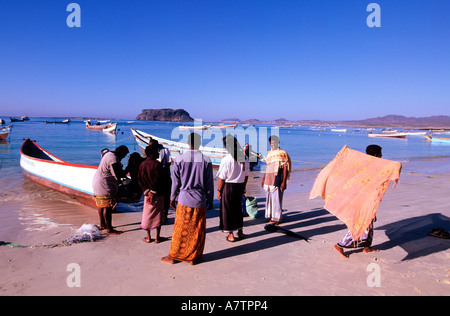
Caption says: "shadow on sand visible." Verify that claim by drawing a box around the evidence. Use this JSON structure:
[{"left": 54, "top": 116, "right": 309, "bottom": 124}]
[{"left": 376, "top": 213, "right": 450, "bottom": 261}]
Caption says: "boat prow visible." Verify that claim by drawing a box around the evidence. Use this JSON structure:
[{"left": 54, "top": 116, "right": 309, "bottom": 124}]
[{"left": 20, "top": 139, "right": 140, "bottom": 208}]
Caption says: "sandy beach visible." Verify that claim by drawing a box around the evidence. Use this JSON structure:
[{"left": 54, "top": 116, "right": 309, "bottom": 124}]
[{"left": 1, "top": 165, "right": 449, "bottom": 297}]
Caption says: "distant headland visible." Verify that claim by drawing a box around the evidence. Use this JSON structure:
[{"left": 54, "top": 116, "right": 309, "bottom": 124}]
[
  {"left": 218, "top": 115, "right": 450, "bottom": 130},
  {"left": 136, "top": 108, "right": 194, "bottom": 122},
  {"left": 133, "top": 109, "right": 449, "bottom": 129}
]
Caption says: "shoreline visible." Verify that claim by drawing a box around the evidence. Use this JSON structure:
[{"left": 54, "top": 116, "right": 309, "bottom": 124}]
[{"left": 1, "top": 163, "right": 449, "bottom": 296}]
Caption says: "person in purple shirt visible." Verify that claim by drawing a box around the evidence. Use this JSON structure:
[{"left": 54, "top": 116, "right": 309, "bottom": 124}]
[{"left": 161, "top": 133, "right": 214, "bottom": 265}]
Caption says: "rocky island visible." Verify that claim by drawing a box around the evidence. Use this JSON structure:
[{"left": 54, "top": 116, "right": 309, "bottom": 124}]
[{"left": 136, "top": 108, "right": 194, "bottom": 122}]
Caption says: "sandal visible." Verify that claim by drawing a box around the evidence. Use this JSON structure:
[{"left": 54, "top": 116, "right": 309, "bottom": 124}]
[{"left": 429, "top": 228, "right": 450, "bottom": 239}]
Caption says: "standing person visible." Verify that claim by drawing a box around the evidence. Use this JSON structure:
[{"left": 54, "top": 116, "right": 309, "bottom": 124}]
[
  {"left": 161, "top": 133, "right": 214, "bottom": 265},
  {"left": 217, "top": 135, "right": 250, "bottom": 242},
  {"left": 149, "top": 138, "right": 172, "bottom": 222},
  {"left": 138, "top": 145, "right": 166, "bottom": 243},
  {"left": 261, "top": 135, "right": 291, "bottom": 224},
  {"left": 333, "top": 144, "right": 383, "bottom": 258},
  {"left": 92, "top": 145, "right": 129, "bottom": 235}
]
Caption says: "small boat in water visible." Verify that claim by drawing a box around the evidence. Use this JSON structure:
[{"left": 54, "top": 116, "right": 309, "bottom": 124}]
[
  {"left": 424, "top": 135, "right": 450, "bottom": 144},
  {"left": 20, "top": 139, "right": 139, "bottom": 208},
  {"left": 86, "top": 121, "right": 117, "bottom": 134},
  {"left": 178, "top": 124, "right": 211, "bottom": 130},
  {"left": 0, "top": 125, "right": 12, "bottom": 141},
  {"left": 368, "top": 132, "right": 408, "bottom": 139},
  {"left": 131, "top": 128, "right": 228, "bottom": 166}
]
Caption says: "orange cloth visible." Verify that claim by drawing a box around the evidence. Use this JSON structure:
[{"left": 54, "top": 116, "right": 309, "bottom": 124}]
[
  {"left": 309, "top": 145, "right": 402, "bottom": 241},
  {"left": 169, "top": 203, "right": 206, "bottom": 262}
]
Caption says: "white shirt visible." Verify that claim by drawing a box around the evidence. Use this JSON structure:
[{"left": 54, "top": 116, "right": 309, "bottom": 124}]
[{"left": 217, "top": 154, "right": 250, "bottom": 183}]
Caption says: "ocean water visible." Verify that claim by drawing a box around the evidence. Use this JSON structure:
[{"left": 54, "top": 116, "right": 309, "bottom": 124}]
[{"left": 1, "top": 118, "right": 450, "bottom": 241}]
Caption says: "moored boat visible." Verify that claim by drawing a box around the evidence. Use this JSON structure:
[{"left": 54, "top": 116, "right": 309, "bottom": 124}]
[
  {"left": 368, "top": 132, "right": 408, "bottom": 139},
  {"left": 0, "top": 125, "right": 12, "bottom": 141},
  {"left": 86, "top": 121, "right": 117, "bottom": 133},
  {"left": 178, "top": 124, "right": 211, "bottom": 130},
  {"left": 424, "top": 135, "right": 450, "bottom": 144},
  {"left": 20, "top": 139, "right": 138, "bottom": 208},
  {"left": 131, "top": 128, "right": 228, "bottom": 166}
]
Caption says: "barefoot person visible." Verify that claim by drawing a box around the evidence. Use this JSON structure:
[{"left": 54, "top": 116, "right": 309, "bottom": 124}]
[
  {"left": 217, "top": 135, "right": 249, "bottom": 242},
  {"left": 261, "top": 135, "right": 291, "bottom": 224},
  {"left": 333, "top": 145, "right": 384, "bottom": 258},
  {"left": 161, "top": 133, "right": 214, "bottom": 265},
  {"left": 92, "top": 145, "right": 129, "bottom": 235},
  {"left": 138, "top": 145, "right": 166, "bottom": 243}
]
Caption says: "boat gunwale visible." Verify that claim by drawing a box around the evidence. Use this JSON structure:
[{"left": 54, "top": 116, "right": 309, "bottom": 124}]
[{"left": 20, "top": 139, "right": 98, "bottom": 170}]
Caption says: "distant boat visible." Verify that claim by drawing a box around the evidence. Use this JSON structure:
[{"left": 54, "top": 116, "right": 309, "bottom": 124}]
[
  {"left": 368, "top": 132, "right": 408, "bottom": 139},
  {"left": 178, "top": 124, "right": 211, "bottom": 130},
  {"left": 21, "top": 116, "right": 30, "bottom": 121},
  {"left": 424, "top": 135, "right": 450, "bottom": 144},
  {"left": 0, "top": 125, "right": 12, "bottom": 141},
  {"left": 10, "top": 117, "right": 24, "bottom": 122},
  {"left": 20, "top": 139, "right": 139, "bottom": 208},
  {"left": 86, "top": 121, "right": 117, "bottom": 134},
  {"left": 210, "top": 124, "right": 238, "bottom": 129},
  {"left": 45, "top": 119, "right": 71, "bottom": 124},
  {"left": 131, "top": 128, "right": 228, "bottom": 166},
  {"left": 331, "top": 128, "right": 347, "bottom": 133}
]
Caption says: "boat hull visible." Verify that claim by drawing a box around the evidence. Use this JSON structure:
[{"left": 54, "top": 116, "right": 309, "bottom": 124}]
[
  {"left": 368, "top": 133, "right": 407, "bottom": 139},
  {"left": 20, "top": 139, "right": 98, "bottom": 208},
  {"left": 131, "top": 128, "right": 227, "bottom": 166},
  {"left": 431, "top": 136, "right": 450, "bottom": 144}
]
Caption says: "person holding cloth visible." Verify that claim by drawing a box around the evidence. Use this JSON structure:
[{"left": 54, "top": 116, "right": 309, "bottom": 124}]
[{"left": 261, "top": 135, "right": 291, "bottom": 224}]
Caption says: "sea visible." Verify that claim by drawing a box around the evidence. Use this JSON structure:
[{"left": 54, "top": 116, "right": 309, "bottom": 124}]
[{"left": 1, "top": 117, "right": 450, "bottom": 242}]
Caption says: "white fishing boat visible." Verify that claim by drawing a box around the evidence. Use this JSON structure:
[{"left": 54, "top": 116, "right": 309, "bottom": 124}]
[
  {"left": 368, "top": 132, "right": 408, "bottom": 139},
  {"left": 178, "top": 124, "right": 211, "bottom": 130},
  {"left": 131, "top": 128, "right": 228, "bottom": 166},
  {"left": 331, "top": 128, "right": 347, "bottom": 133},
  {"left": 86, "top": 121, "right": 117, "bottom": 134},
  {"left": 20, "top": 139, "right": 138, "bottom": 208},
  {"left": 424, "top": 135, "right": 450, "bottom": 144}
]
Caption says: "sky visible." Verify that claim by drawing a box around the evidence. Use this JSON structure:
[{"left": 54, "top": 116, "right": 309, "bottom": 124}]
[{"left": 0, "top": 0, "right": 449, "bottom": 121}]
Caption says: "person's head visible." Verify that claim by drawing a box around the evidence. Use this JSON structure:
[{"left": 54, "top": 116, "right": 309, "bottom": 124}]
[
  {"left": 223, "top": 134, "right": 245, "bottom": 163},
  {"left": 145, "top": 145, "right": 159, "bottom": 160},
  {"left": 366, "top": 144, "right": 382, "bottom": 158},
  {"left": 114, "top": 145, "right": 129, "bottom": 160},
  {"left": 128, "top": 152, "right": 144, "bottom": 166},
  {"left": 188, "top": 133, "right": 201, "bottom": 150},
  {"left": 268, "top": 135, "right": 280, "bottom": 150},
  {"left": 149, "top": 138, "right": 159, "bottom": 148}
]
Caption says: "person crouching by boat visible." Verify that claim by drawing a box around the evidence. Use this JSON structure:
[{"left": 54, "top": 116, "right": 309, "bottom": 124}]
[
  {"left": 138, "top": 145, "right": 167, "bottom": 243},
  {"left": 217, "top": 135, "right": 249, "bottom": 242},
  {"left": 92, "top": 145, "right": 129, "bottom": 235},
  {"left": 261, "top": 135, "right": 291, "bottom": 224}
]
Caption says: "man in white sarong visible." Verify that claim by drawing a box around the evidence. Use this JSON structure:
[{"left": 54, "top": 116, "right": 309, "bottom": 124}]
[{"left": 261, "top": 135, "right": 291, "bottom": 224}]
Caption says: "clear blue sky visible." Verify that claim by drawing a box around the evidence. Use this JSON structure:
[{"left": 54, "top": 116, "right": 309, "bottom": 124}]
[{"left": 0, "top": 0, "right": 449, "bottom": 121}]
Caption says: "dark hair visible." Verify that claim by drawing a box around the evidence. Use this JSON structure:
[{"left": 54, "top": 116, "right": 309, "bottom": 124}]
[
  {"left": 145, "top": 145, "right": 159, "bottom": 159},
  {"left": 223, "top": 134, "right": 246, "bottom": 169},
  {"left": 366, "top": 144, "right": 382, "bottom": 157},
  {"left": 268, "top": 135, "right": 279, "bottom": 143},
  {"left": 188, "top": 133, "right": 201, "bottom": 150}
]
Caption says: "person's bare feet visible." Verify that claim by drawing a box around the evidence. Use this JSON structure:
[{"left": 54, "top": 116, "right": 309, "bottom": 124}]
[
  {"left": 107, "top": 229, "right": 122, "bottom": 235},
  {"left": 161, "top": 256, "right": 176, "bottom": 264},
  {"left": 363, "top": 246, "right": 379, "bottom": 253},
  {"left": 142, "top": 237, "right": 152, "bottom": 243},
  {"left": 333, "top": 244, "right": 349, "bottom": 258}
]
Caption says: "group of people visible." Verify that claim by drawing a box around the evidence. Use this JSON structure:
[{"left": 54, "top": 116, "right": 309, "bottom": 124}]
[{"left": 92, "top": 132, "right": 382, "bottom": 264}]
